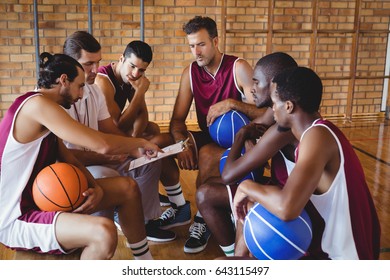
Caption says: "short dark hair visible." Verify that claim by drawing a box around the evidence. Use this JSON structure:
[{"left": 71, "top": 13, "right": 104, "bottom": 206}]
[
  {"left": 123, "top": 40, "right": 153, "bottom": 63},
  {"left": 182, "top": 16, "right": 218, "bottom": 39},
  {"left": 37, "top": 52, "right": 83, "bottom": 89},
  {"left": 256, "top": 52, "right": 298, "bottom": 83},
  {"left": 272, "top": 66, "right": 323, "bottom": 113},
  {"left": 63, "top": 31, "right": 101, "bottom": 60}
]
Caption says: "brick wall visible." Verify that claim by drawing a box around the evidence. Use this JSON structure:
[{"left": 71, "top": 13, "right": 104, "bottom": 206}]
[{"left": 1, "top": 0, "right": 390, "bottom": 122}]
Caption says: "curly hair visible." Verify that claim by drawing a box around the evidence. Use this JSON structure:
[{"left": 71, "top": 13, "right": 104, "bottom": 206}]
[
  {"left": 37, "top": 52, "right": 84, "bottom": 89},
  {"left": 272, "top": 66, "right": 323, "bottom": 113}
]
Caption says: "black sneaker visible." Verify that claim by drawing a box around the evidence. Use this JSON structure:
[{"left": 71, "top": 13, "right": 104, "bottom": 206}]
[
  {"left": 145, "top": 220, "right": 176, "bottom": 242},
  {"left": 159, "top": 193, "right": 171, "bottom": 207},
  {"left": 157, "top": 201, "right": 191, "bottom": 229},
  {"left": 184, "top": 216, "right": 211, "bottom": 253}
]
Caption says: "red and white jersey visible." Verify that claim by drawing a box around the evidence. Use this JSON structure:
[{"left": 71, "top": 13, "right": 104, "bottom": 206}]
[
  {"left": 189, "top": 54, "right": 246, "bottom": 132},
  {"left": 0, "top": 92, "right": 62, "bottom": 253},
  {"left": 298, "top": 119, "right": 381, "bottom": 260}
]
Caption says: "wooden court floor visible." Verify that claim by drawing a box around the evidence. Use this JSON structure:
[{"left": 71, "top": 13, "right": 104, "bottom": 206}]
[{"left": 0, "top": 118, "right": 389, "bottom": 260}]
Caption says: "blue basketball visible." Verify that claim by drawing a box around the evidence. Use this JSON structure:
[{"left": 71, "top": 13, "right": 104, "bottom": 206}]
[
  {"left": 244, "top": 203, "right": 312, "bottom": 260},
  {"left": 219, "top": 148, "right": 264, "bottom": 183},
  {"left": 209, "top": 110, "right": 250, "bottom": 148}
]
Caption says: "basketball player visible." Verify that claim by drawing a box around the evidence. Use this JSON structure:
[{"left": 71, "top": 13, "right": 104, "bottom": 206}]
[
  {"left": 197, "top": 52, "right": 299, "bottom": 256},
  {"left": 234, "top": 67, "right": 381, "bottom": 259},
  {"left": 0, "top": 53, "right": 160, "bottom": 260},
  {"left": 167, "top": 16, "right": 264, "bottom": 253},
  {"left": 95, "top": 40, "right": 191, "bottom": 228},
  {"left": 63, "top": 31, "right": 175, "bottom": 242}
]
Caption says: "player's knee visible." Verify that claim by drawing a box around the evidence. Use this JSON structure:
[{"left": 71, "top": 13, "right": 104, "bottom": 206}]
[
  {"left": 91, "top": 218, "right": 117, "bottom": 259},
  {"left": 148, "top": 121, "right": 161, "bottom": 135},
  {"left": 120, "top": 177, "right": 142, "bottom": 201},
  {"left": 196, "top": 183, "right": 213, "bottom": 207}
]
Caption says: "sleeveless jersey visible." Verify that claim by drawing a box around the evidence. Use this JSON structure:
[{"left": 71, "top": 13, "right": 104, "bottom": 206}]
[
  {"left": 0, "top": 92, "right": 62, "bottom": 253},
  {"left": 298, "top": 119, "right": 380, "bottom": 259},
  {"left": 269, "top": 148, "right": 329, "bottom": 260},
  {"left": 98, "top": 63, "right": 135, "bottom": 111},
  {"left": 190, "top": 54, "right": 245, "bottom": 132}
]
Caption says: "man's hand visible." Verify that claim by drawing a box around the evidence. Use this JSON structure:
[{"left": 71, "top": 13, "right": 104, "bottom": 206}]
[
  {"left": 233, "top": 183, "right": 252, "bottom": 223},
  {"left": 73, "top": 184, "right": 104, "bottom": 214},
  {"left": 237, "top": 122, "right": 268, "bottom": 141},
  {"left": 177, "top": 142, "right": 198, "bottom": 170},
  {"left": 137, "top": 141, "right": 163, "bottom": 159},
  {"left": 129, "top": 75, "right": 150, "bottom": 95},
  {"left": 206, "top": 99, "right": 235, "bottom": 127}
]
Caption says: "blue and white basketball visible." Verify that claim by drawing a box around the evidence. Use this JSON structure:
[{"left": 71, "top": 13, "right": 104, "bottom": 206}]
[
  {"left": 219, "top": 148, "right": 264, "bottom": 183},
  {"left": 209, "top": 110, "right": 250, "bottom": 148},
  {"left": 244, "top": 203, "right": 312, "bottom": 260}
]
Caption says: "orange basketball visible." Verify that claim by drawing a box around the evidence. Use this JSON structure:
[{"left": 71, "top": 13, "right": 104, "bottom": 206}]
[{"left": 32, "top": 163, "right": 88, "bottom": 212}]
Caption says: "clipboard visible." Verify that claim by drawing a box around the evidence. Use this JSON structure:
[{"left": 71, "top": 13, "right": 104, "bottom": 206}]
[{"left": 128, "top": 138, "right": 188, "bottom": 171}]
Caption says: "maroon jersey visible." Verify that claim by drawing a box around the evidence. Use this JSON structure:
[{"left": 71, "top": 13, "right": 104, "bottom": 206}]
[
  {"left": 190, "top": 54, "right": 245, "bottom": 132},
  {"left": 98, "top": 63, "right": 135, "bottom": 111}
]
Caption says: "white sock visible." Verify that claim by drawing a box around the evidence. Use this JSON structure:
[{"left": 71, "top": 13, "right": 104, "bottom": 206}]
[
  {"left": 195, "top": 211, "right": 203, "bottom": 219},
  {"left": 164, "top": 182, "right": 186, "bottom": 206},
  {"left": 220, "top": 243, "right": 235, "bottom": 257},
  {"left": 126, "top": 238, "right": 153, "bottom": 260}
]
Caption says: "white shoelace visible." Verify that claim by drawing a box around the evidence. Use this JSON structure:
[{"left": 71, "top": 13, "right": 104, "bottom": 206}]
[
  {"left": 160, "top": 207, "right": 177, "bottom": 220},
  {"left": 189, "top": 222, "right": 206, "bottom": 239}
]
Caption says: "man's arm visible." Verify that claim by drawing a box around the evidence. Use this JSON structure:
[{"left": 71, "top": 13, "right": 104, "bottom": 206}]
[
  {"left": 170, "top": 66, "right": 193, "bottom": 143},
  {"left": 95, "top": 74, "right": 122, "bottom": 124},
  {"left": 170, "top": 66, "right": 198, "bottom": 170},
  {"left": 129, "top": 100, "right": 149, "bottom": 137},
  {"left": 222, "top": 123, "right": 295, "bottom": 184},
  {"left": 21, "top": 95, "right": 160, "bottom": 158},
  {"left": 117, "top": 75, "right": 150, "bottom": 133},
  {"left": 234, "top": 126, "right": 337, "bottom": 222},
  {"left": 68, "top": 149, "right": 128, "bottom": 166},
  {"left": 206, "top": 59, "right": 264, "bottom": 126}
]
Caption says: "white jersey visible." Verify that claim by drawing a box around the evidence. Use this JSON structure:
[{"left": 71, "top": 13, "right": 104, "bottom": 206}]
[
  {"left": 300, "top": 119, "right": 380, "bottom": 260},
  {"left": 0, "top": 92, "right": 63, "bottom": 253},
  {"left": 64, "top": 83, "right": 111, "bottom": 150}
]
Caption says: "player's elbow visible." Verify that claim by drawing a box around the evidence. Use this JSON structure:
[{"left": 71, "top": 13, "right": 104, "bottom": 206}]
[
  {"left": 221, "top": 170, "right": 235, "bottom": 185},
  {"left": 93, "top": 138, "right": 113, "bottom": 155},
  {"left": 274, "top": 203, "right": 302, "bottom": 221}
]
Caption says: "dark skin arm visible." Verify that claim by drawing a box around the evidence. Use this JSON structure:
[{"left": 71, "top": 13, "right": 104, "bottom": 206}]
[
  {"left": 170, "top": 66, "right": 198, "bottom": 170},
  {"left": 222, "top": 123, "right": 296, "bottom": 185},
  {"left": 234, "top": 126, "right": 340, "bottom": 222}
]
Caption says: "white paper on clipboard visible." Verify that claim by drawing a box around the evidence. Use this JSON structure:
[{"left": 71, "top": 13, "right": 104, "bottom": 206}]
[{"left": 128, "top": 140, "right": 186, "bottom": 171}]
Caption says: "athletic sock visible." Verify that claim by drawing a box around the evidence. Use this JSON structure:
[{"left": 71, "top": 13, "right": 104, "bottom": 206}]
[
  {"left": 195, "top": 211, "right": 203, "bottom": 219},
  {"left": 126, "top": 238, "right": 153, "bottom": 260},
  {"left": 164, "top": 182, "right": 186, "bottom": 206},
  {"left": 220, "top": 243, "right": 235, "bottom": 257}
]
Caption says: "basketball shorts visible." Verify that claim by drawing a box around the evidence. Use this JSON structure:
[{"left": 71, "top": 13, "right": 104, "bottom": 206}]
[
  {"left": 188, "top": 130, "right": 214, "bottom": 157},
  {"left": 226, "top": 184, "right": 239, "bottom": 214},
  {"left": 1, "top": 209, "right": 67, "bottom": 254}
]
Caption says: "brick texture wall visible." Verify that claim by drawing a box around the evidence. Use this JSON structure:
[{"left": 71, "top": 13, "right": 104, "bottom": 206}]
[{"left": 1, "top": 0, "right": 390, "bottom": 123}]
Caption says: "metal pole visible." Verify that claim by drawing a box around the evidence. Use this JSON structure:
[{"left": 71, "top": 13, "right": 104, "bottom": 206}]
[
  {"left": 140, "top": 0, "right": 144, "bottom": 41},
  {"left": 33, "top": 0, "right": 40, "bottom": 79},
  {"left": 88, "top": 0, "right": 93, "bottom": 35}
]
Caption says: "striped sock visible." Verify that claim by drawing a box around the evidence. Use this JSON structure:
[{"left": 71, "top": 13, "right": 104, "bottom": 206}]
[
  {"left": 220, "top": 243, "right": 235, "bottom": 257},
  {"left": 126, "top": 238, "right": 153, "bottom": 260},
  {"left": 164, "top": 182, "right": 186, "bottom": 206}
]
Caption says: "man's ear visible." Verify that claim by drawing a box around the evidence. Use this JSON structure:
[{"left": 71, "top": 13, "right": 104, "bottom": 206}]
[
  {"left": 213, "top": 36, "right": 218, "bottom": 48},
  {"left": 119, "top": 54, "right": 125, "bottom": 63},
  {"left": 58, "top": 74, "right": 68, "bottom": 85},
  {"left": 286, "top": 100, "right": 294, "bottom": 114}
]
